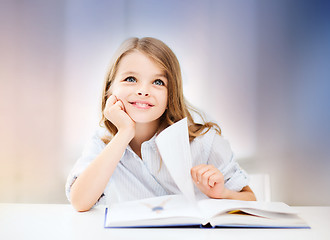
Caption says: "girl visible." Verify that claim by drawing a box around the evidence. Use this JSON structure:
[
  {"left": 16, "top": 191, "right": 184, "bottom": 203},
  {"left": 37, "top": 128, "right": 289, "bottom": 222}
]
[{"left": 66, "top": 37, "right": 256, "bottom": 212}]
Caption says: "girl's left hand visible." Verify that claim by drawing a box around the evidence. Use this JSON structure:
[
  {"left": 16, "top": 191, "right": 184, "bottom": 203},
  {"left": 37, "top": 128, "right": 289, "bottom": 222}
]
[{"left": 191, "top": 164, "right": 228, "bottom": 199}]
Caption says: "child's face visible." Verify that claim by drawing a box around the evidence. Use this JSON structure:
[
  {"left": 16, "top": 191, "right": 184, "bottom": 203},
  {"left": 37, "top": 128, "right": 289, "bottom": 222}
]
[{"left": 109, "top": 50, "right": 168, "bottom": 124}]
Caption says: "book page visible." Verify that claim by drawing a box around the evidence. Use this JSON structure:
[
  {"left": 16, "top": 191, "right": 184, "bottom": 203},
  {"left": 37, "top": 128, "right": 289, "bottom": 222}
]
[
  {"left": 197, "top": 198, "right": 298, "bottom": 220},
  {"left": 155, "top": 118, "right": 196, "bottom": 203},
  {"left": 105, "top": 195, "right": 202, "bottom": 227}
]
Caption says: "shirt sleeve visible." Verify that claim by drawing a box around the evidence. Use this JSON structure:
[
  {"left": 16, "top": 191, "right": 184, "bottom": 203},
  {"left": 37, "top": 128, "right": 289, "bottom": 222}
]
[
  {"left": 207, "top": 133, "right": 249, "bottom": 192},
  {"left": 65, "top": 129, "right": 107, "bottom": 204}
]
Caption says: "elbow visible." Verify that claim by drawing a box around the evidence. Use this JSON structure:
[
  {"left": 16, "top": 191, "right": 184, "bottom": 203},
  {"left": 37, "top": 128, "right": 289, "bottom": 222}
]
[
  {"left": 71, "top": 199, "right": 93, "bottom": 212},
  {"left": 70, "top": 192, "right": 93, "bottom": 212},
  {"left": 73, "top": 204, "right": 92, "bottom": 212}
]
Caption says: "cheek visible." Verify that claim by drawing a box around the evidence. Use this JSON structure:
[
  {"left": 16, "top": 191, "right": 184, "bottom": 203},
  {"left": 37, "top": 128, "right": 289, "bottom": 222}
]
[
  {"left": 159, "top": 91, "right": 168, "bottom": 109},
  {"left": 163, "top": 90, "right": 168, "bottom": 104},
  {"left": 110, "top": 86, "right": 128, "bottom": 101}
]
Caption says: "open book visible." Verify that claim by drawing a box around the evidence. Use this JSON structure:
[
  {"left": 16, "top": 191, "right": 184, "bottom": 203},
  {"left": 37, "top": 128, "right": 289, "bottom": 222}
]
[
  {"left": 104, "top": 118, "right": 309, "bottom": 229},
  {"left": 104, "top": 194, "right": 309, "bottom": 228}
]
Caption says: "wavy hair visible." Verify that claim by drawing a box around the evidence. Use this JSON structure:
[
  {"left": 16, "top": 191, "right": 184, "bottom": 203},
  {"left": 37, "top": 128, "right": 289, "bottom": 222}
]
[{"left": 100, "top": 37, "right": 220, "bottom": 143}]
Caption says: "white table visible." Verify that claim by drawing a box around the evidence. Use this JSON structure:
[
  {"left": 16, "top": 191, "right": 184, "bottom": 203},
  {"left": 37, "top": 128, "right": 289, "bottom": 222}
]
[{"left": 0, "top": 203, "right": 329, "bottom": 240}]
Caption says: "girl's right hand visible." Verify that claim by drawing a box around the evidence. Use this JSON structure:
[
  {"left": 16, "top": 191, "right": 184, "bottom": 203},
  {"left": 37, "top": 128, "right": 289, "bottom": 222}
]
[{"left": 104, "top": 95, "right": 135, "bottom": 138}]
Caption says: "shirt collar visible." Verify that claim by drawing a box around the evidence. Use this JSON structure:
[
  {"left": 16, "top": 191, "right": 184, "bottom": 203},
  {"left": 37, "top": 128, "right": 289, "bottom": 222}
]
[{"left": 125, "top": 133, "right": 158, "bottom": 157}]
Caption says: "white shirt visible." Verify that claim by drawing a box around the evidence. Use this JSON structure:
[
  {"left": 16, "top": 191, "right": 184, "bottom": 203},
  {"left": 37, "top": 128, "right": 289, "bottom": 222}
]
[{"left": 65, "top": 127, "right": 249, "bottom": 205}]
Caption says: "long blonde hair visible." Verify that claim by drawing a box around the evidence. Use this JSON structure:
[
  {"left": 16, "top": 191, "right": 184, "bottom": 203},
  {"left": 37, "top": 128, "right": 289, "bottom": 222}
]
[{"left": 100, "top": 37, "right": 221, "bottom": 143}]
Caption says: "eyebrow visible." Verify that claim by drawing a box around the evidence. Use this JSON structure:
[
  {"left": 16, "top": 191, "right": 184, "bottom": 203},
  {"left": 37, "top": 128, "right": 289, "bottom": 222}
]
[
  {"left": 121, "top": 71, "right": 167, "bottom": 79},
  {"left": 121, "top": 71, "right": 138, "bottom": 77}
]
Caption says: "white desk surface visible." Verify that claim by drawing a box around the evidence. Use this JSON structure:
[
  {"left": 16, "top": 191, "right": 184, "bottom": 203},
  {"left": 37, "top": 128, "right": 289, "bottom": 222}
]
[{"left": 0, "top": 203, "right": 329, "bottom": 240}]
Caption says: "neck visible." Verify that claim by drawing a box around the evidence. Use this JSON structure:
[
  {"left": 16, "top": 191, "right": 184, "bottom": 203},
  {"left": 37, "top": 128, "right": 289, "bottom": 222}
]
[{"left": 129, "top": 120, "right": 160, "bottom": 158}]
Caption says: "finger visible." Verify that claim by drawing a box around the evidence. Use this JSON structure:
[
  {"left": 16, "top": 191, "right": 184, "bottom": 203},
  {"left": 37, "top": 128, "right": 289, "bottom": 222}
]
[
  {"left": 191, "top": 164, "right": 207, "bottom": 173},
  {"left": 196, "top": 165, "right": 213, "bottom": 183},
  {"left": 105, "top": 95, "right": 117, "bottom": 109},
  {"left": 201, "top": 168, "right": 218, "bottom": 187},
  {"left": 209, "top": 172, "right": 224, "bottom": 188},
  {"left": 191, "top": 168, "right": 199, "bottom": 184},
  {"left": 114, "top": 100, "right": 124, "bottom": 110},
  {"left": 104, "top": 96, "right": 116, "bottom": 119},
  {"left": 191, "top": 169, "right": 197, "bottom": 183},
  {"left": 191, "top": 166, "right": 197, "bottom": 183},
  {"left": 191, "top": 164, "right": 207, "bottom": 184},
  {"left": 117, "top": 99, "right": 126, "bottom": 111}
]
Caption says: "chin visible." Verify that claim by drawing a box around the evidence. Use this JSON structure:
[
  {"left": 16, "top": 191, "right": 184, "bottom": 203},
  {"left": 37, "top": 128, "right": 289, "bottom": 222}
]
[
  {"left": 131, "top": 116, "right": 158, "bottom": 124},
  {"left": 129, "top": 113, "right": 161, "bottom": 124}
]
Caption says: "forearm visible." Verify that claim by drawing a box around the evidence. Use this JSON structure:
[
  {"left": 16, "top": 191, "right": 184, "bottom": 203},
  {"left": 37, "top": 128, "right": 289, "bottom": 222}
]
[
  {"left": 223, "top": 186, "right": 256, "bottom": 201},
  {"left": 70, "top": 130, "right": 133, "bottom": 212}
]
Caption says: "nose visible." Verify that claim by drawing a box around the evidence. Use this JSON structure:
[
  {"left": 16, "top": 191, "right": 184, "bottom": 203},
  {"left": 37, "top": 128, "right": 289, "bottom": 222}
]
[
  {"left": 137, "top": 84, "right": 149, "bottom": 97},
  {"left": 138, "top": 91, "right": 149, "bottom": 97}
]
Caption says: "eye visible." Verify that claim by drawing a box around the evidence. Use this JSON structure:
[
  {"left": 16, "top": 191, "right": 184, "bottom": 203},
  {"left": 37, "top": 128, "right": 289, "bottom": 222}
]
[
  {"left": 124, "top": 76, "right": 136, "bottom": 83},
  {"left": 153, "top": 79, "right": 165, "bottom": 86}
]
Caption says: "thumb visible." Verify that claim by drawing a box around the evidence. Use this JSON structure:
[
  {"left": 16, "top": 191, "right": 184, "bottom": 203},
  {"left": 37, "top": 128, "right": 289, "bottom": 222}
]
[{"left": 114, "top": 100, "right": 124, "bottom": 110}]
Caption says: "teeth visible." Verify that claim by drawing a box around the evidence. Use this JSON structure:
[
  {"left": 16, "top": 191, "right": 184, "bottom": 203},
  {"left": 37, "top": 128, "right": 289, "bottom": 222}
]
[{"left": 136, "top": 102, "right": 149, "bottom": 107}]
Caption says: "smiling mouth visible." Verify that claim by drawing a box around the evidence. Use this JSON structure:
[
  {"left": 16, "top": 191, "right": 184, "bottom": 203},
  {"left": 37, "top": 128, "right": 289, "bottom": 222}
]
[{"left": 129, "top": 101, "right": 154, "bottom": 109}]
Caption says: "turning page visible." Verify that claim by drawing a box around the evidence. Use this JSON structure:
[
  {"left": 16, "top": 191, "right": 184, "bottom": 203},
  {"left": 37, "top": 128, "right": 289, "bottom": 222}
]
[{"left": 155, "top": 118, "right": 196, "bottom": 203}]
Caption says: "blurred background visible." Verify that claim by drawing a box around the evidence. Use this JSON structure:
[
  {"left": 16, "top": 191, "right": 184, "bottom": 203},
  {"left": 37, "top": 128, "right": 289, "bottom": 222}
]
[{"left": 0, "top": 0, "right": 329, "bottom": 205}]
